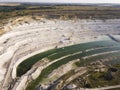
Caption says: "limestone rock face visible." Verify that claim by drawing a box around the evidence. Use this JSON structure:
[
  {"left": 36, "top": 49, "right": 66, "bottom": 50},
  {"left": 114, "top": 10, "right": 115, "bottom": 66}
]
[{"left": 0, "top": 16, "right": 120, "bottom": 90}]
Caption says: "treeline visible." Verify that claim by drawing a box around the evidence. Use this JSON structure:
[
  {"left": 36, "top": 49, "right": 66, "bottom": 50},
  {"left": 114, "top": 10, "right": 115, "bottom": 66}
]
[
  {"left": 0, "top": 5, "right": 57, "bottom": 12},
  {"left": 0, "top": 6, "right": 26, "bottom": 12},
  {"left": 27, "top": 6, "right": 56, "bottom": 10}
]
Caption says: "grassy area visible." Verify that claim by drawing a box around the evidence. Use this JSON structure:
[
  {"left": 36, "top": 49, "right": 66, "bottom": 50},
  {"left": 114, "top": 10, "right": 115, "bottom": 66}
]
[
  {"left": 76, "top": 52, "right": 120, "bottom": 67},
  {"left": 17, "top": 49, "right": 59, "bottom": 76},
  {"left": 48, "top": 40, "right": 118, "bottom": 60},
  {"left": 71, "top": 63, "right": 120, "bottom": 89},
  {"left": 26, "top": 52, "right": 120, "bottom": 90},
  {"left": 23, "top": 40, "right": 120, "bottom": 90},
  {"left": 25, "top": 54, "right": 81, "bottom": 90},
  {"left": 1, "top": 4, "right": 120, "bottom": 22},
  {"left": 87, "top": 64, "right": 120, "bottom": 88},
  {"left": 17, "top": 40, "right": 117, "bottom": 76},
  {"left": 1, "top": 3, "right": 120, "bottom": 28}
]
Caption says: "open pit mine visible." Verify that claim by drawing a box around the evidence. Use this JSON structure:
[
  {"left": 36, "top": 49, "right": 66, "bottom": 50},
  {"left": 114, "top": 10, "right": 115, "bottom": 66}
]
[{"left": 0, "top": 16, "right": 120, "bottom": 90}]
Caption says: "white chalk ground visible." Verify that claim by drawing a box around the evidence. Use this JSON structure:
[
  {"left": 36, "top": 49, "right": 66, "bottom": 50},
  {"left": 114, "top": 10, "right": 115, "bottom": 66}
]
[
  {"left": 112, "top": 35, "right": 120, "bottom": 41},
  {"left": 0, "top": 17, "right": 120, "bottom": 90}
]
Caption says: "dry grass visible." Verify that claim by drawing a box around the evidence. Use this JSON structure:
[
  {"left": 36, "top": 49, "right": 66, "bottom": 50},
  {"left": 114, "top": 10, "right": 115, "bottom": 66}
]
[
  {"left": 0, "top": 29, "right": 5, "bottom": 35},
  {"left": 0, "top": 3, "right": 20, "bottom": 6}
]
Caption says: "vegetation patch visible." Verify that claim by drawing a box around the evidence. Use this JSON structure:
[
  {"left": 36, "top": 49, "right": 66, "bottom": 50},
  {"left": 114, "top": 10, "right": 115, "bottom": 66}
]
[
  {"left": 87, "top": 66, "right": 120, "bottom": 88},
  {"left": 24, "top": 41, "right": 120, "bottom": 90},
  {"left": 17, "top": 40, "right": 117, "bottom": 76}
]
